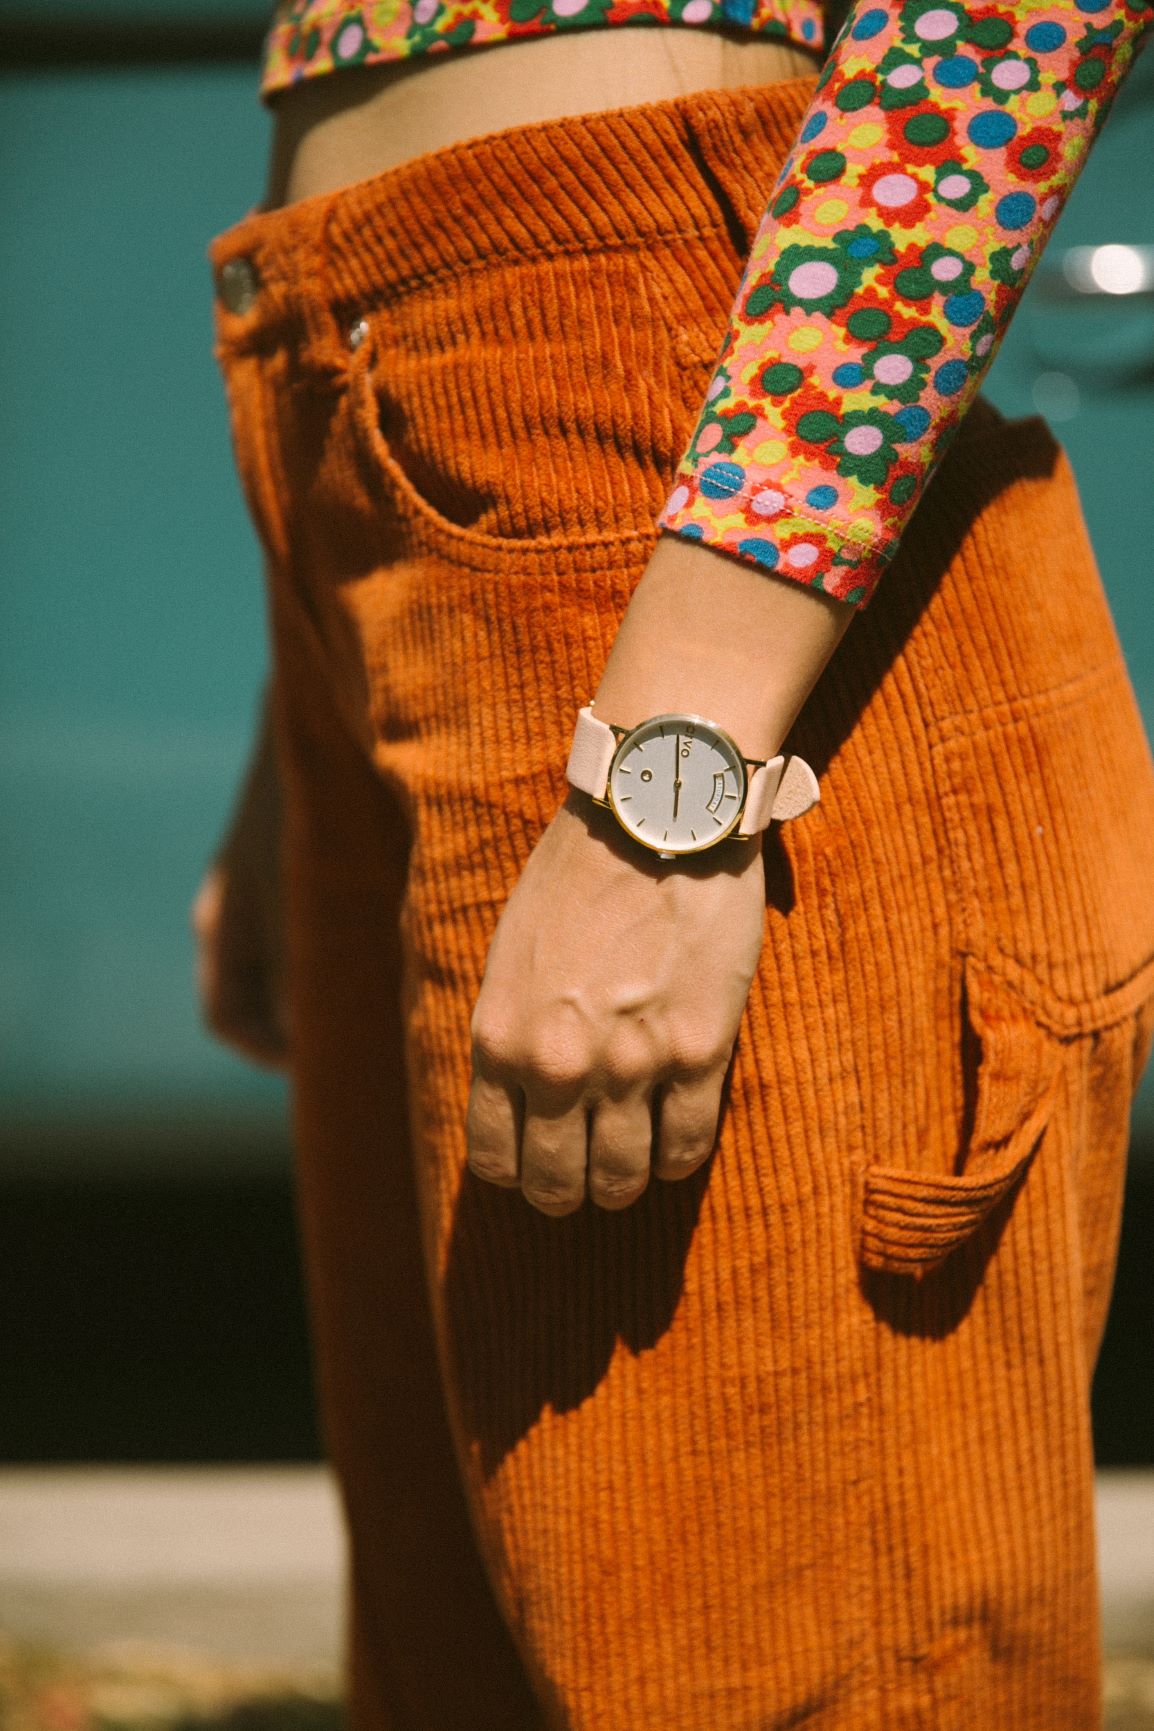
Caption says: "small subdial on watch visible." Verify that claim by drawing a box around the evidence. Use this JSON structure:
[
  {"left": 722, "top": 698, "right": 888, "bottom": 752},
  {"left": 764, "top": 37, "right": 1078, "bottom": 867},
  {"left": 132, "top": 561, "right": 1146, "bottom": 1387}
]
[{"left": 607, "top": 715, "right": 747, "bottom": 854}]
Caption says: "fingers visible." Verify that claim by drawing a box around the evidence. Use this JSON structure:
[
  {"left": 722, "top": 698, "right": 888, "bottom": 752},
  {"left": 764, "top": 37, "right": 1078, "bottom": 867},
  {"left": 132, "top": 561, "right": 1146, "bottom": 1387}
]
[
  {"left": 519, "top": 1101, "right": 589, "bottom": 1216},
  {"left": 197, "top": 952, "right": 290, "bottom": 1068},
  {"left": 191, "top": 864, "right": 290, "bottom": 1070},
  {"left": 653, "top": 1072, "right": 724, "bottom": 1182},
  {"left": 465, "top": 1072, "right": 726, "bottom": 1211},
  {"left": 473, "top": 1091, "right": 654, "bottom": 1216},
  {"left": 587, "top": 1097, "right": 654, "bottom": 1210},
  {"left": 465, "top": 1030, "right": 728, "bottom": 1214},
  {"left": 465, "top": 1067, "right": 522, "bottom": 1189}
]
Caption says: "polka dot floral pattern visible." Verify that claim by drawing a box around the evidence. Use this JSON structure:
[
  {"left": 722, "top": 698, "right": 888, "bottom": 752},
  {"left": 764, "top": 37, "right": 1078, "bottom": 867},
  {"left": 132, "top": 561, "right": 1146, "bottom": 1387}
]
[
  {"left": 261, "top": 0, "right": 1151, "bottom": 607},
  {"left": 260, "top": 0, "right": 825, "bottom": 95},
  {"left": 656, "top": 0, "right": 1152, "bottom": 603}
]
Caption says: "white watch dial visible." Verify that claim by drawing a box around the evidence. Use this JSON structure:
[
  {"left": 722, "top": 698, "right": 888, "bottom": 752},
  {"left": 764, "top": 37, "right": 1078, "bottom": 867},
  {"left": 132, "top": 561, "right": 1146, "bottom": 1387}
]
[{"left": 606, "top": 714, "right": 748, "bottom": 855}]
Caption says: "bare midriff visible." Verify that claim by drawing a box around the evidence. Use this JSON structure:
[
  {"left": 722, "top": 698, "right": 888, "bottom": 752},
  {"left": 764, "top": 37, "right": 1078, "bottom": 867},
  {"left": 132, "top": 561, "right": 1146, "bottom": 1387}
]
[{"left": 263, "top": 27, "right": 822, "bottom": 208}]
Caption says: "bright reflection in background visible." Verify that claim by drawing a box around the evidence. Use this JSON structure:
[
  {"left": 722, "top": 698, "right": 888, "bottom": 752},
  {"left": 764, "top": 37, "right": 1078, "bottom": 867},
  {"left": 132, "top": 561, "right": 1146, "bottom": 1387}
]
[{"left": 1087, "top": 244, "right": 1148, "bottom": 296}]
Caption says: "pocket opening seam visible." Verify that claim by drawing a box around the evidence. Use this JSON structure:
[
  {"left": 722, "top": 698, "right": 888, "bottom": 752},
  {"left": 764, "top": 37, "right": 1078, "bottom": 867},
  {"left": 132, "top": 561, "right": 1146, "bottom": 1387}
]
[{"left": 345, "top": 324, "right": 660, "bottom": 569}]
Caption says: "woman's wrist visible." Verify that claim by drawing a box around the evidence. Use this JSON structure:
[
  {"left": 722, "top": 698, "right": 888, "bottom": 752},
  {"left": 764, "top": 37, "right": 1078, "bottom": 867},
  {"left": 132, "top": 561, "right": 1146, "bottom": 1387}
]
[
  {"left": 559, "top": 781, "right": 764, "bottom": 878},
  {"left": 591, "top": 530, "right": 855, "bottom": 760}
]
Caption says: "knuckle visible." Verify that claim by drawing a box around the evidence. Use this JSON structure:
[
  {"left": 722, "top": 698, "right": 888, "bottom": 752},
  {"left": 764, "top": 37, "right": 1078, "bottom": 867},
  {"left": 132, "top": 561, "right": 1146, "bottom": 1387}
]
[
  {"left": 656, "top": 1143, "right": 712, "bottom": 1180},
  {"left": 464, "top": 1087, "right": 518, "bottom": 1185},
  {"left": 657, "top": 1105, "right": 719, "bottom": 1174},
  {"left": 470, "top": 1017, "right": 518, "bottom": 1073},
  {"left": 466, "top": 1150, "right": 518, "bottom": 1188},
  {"left": 190, "top": 895, "right": 217, "bottom": 942},
  {"left": 522, "top": 1179, "right": 584, "bottom": 1216},
  {"left": 600, "top": 1045, "right": 650, "bottom": 1091},
  {"left": 191, "top": 866, "right": 223, "bottom": 925},
  {"left": 589, "top": 1164, "right": 649, "bottom": 1209},
  {"left": 474, "top": 1016, "right": 591, "bottom": 1096},
  {"left": 520, "top": 1141, "right": 572, "bottom": 1185},
  {"left": 524, "top": 1039, "right": 590, "bottom": 1098},
  {"left": 668, "top": 1025, "right": 730, "bottom": 1075}
]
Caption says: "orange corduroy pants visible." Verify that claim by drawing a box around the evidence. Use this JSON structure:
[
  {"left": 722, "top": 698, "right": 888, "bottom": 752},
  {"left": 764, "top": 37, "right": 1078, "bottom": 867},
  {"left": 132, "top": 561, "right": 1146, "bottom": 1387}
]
[{"left": 210, "top": 74, "right": 1154, "bottom": 1731}]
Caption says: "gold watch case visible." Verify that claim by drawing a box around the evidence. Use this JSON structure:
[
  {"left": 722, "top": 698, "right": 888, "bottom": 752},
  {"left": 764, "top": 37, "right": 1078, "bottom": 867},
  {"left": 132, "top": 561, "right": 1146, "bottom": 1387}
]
[{"left": 594, "top": 711, "right": 763, "bottom": 858}]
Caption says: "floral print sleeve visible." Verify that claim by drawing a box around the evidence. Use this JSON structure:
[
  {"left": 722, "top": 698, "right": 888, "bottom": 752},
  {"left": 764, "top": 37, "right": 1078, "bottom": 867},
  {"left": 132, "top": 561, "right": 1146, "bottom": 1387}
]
[{"left": 656, "top": 0, "right": 1153, "bottom": 605}]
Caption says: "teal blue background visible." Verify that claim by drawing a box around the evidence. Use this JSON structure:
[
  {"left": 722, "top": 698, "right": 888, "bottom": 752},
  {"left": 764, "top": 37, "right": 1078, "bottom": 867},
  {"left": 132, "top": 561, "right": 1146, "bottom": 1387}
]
[
  {"left": 2, "top": 40, "right": 1153, "bottom": 1170},
  {"left": 0, "top": 62, "right": 283, "bottom": 1163}
]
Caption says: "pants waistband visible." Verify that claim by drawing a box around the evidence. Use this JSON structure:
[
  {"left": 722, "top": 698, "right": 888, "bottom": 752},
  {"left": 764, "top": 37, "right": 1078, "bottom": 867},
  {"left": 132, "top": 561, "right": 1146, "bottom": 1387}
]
[{"left": 207, "top": 74, "right": 816, "bottom": 338}]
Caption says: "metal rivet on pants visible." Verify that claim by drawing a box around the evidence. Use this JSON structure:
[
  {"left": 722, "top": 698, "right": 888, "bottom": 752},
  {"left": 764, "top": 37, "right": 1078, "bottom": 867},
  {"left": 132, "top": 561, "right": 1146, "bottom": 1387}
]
[
  {"left": 348, "top": 316, "right": 370, "bottom": 351},
  {"left": 218, "top": 255, "right": 259, "bottom": 315}
]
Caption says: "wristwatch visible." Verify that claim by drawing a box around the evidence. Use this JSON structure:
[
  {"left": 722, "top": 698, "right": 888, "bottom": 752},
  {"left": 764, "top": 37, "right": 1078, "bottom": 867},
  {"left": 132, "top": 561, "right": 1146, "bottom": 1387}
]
[{"left": 565, "top": 704, "right": 819, "bottom": 859}]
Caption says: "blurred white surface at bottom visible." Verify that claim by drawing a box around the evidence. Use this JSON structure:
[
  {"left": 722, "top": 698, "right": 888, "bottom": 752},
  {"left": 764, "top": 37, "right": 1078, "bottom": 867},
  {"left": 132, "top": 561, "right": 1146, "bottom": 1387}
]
[{"left": 0, "top": 1466, "right": 1150, "bottom": 1666}]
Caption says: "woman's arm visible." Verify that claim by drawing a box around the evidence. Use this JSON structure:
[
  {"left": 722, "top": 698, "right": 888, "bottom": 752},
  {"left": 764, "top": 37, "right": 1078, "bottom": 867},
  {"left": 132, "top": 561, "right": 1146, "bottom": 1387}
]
[
  {"left": 466, "top": 0, "right": 1151, "bottom": 1213},
  {"left": 592, "top": 531, "right": 851, "bottom": 761},
  {"left": 657, "top": 0, "right": 1152, "bottom": 602}
]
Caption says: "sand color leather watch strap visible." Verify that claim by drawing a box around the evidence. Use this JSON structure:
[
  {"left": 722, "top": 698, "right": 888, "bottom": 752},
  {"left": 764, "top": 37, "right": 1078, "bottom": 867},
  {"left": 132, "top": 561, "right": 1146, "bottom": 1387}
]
[{"left": 565, "top": 705, "right": 819, "bottom": 838}]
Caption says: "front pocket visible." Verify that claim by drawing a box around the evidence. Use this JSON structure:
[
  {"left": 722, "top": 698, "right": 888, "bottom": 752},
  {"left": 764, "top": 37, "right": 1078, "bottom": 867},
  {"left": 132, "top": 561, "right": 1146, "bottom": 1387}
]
[
  {"left": 345, "top": 315, "right": 659, "bottom": 569},
  {"left": 858, "top": 956, "right": 1063, "bottom": 1277},
  {"left": 342, "top": 248, "right": 713, "bottom": 565}
]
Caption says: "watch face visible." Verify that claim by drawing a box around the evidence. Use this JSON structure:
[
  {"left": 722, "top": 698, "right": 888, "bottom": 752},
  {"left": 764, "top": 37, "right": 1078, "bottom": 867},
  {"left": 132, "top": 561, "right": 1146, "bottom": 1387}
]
[{"left": 606, "top": 714, "right": 748, "bottom": 855}]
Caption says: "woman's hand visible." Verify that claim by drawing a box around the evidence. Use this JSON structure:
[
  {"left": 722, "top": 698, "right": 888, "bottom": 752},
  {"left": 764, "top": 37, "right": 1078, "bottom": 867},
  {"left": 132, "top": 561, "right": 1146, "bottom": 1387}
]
[
  {"left": 466, "top": 790, "right": 766, "bottom": 1213},
  {"left": 465, "top": 532, "right": 854, "bottom": 1215},
  {"left": 191, "top": 686, "right": 290, "bottom": 1070}
]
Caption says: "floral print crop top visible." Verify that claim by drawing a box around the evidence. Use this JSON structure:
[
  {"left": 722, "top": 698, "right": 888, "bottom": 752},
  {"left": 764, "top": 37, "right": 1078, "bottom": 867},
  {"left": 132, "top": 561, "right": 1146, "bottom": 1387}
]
[{"left": 264, "top": 0, "right": 1151, "bottom": 605}]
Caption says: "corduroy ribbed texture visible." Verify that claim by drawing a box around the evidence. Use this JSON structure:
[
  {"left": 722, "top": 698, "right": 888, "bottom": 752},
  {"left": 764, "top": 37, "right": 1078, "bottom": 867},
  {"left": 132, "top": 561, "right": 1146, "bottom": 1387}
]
[{"left": 210, "top": 78, "right": 1154, "bottom": 1731}]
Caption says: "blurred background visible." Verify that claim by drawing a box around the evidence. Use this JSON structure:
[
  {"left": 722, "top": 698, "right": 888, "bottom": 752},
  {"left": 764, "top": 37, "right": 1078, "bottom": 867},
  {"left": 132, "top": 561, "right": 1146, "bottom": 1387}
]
[{"left": 1, "top": 6, "right": 1152, "bottom": 1727}]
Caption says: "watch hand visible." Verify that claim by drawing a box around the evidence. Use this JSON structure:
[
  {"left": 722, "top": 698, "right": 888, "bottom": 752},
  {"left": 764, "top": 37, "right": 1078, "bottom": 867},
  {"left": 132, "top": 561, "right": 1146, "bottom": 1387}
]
[{"left": 673, "top": 734, "right": 681, "bottom": 821}]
